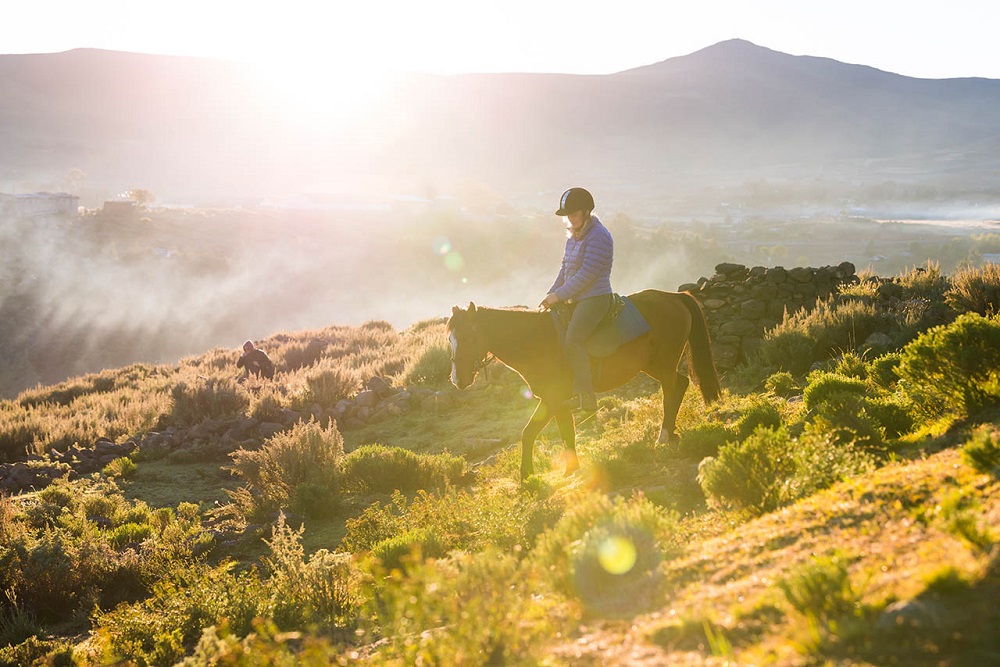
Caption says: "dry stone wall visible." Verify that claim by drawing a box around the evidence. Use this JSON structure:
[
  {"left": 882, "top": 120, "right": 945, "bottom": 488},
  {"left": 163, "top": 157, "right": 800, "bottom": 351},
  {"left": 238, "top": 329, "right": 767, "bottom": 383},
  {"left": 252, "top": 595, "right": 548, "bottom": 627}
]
[{"left": 678, "top": 261, "right": 857, "bottom": 369}]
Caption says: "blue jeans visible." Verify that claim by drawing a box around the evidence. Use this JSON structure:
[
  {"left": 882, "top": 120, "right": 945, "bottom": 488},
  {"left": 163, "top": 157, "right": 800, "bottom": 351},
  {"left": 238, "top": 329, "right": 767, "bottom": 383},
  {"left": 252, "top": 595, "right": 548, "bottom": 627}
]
[{"left": 565, "top": 294, "right": 612, "bottom": 396}]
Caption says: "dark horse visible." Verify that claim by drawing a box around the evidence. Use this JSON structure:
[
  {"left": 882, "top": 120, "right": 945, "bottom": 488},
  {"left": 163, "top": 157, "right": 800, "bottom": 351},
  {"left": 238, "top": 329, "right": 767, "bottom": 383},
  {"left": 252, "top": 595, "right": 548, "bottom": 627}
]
[{"left": 448, "top": 289, "right": 720, "bottom": 479}]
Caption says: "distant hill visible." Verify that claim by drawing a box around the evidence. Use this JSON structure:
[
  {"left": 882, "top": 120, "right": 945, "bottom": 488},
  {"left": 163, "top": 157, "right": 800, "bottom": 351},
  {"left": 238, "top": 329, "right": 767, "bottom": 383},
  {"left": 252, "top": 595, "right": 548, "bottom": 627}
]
[{"left": 3, "top": 40, "right": 1000, "bottom": 207}]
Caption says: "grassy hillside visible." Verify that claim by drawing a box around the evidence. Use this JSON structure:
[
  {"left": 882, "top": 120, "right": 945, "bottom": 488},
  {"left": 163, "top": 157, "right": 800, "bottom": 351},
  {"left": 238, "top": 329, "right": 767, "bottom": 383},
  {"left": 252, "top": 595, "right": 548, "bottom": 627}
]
[{"left": 2, "top": 263, "right": 1000, "bottom": 665}]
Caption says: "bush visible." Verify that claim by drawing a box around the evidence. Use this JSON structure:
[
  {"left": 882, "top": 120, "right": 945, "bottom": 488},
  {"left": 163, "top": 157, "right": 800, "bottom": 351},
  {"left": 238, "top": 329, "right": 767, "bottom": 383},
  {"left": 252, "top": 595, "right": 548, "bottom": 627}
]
[
  {"left": 227, "top": 419, "right": 344, "bottom": 521},
  {"left": 898, "top": 312, "right": 1000, "bottom": 420},
  {"left": 263, "top": 516, "right": 361, "bottom": 630},
  {"left": 761, "top": 297, "right": 885, "bottom": 375},
  {"left": 777, "top": 552, "right": 861, "bottom": 624},
  {"left": 787, "top": 421, "right": 875, "bottom": 499},
  {"left": 867, "top": 353, "right": 902, "bottom": 390},
  {"left": 803, "top": 373, "right": 868, "bottom": 414},
  {"left": 94, "top": 563, "right": 269, "bottom": 665},
  {"left": 300, "top": 365, "right": 361, "bottom": 409},
  {"left": 370, "top": 528, "right": 445, "bottom": 570},
  {"left": 698, "top": 426, "right": 798, "bottom": 514},
  {"left": 403, "top": 343, "right": 453, "bottom": 386},
  {"left": 946, "top": 262, "right": 1000, "bottom": 315},
  {"left": 765, "top": 371, "right": 798, "bottom": 397},
  {"left": 170, "top": 378, "right": 249, "bottom": 427},
  {"left": 341, "top": 444, "right": 466, "bottom": 494},
  {"left": 734, "top": 397, "right": 783, "bottom": 439},
  {"left": 103, "top": 456, "right": 137, "bottom": 479},
  {"left": 362, "top": 548, "right": 564, "bottom": 665},
  {"left": 962, "top": 426, "right": 1000, "bottom": 475},
  {"left": 532, "top": 493, "right": 680, "bottom": 613},
  {"left": 675, "top": 423, "right": 736, "bottom": 459}
]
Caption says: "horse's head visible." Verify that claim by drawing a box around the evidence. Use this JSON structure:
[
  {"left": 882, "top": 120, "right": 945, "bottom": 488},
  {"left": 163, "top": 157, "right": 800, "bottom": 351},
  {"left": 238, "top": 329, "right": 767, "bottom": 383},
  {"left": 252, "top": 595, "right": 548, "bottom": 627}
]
[{"left": 447, "top": 302, "right": 489, "bottom": 389}]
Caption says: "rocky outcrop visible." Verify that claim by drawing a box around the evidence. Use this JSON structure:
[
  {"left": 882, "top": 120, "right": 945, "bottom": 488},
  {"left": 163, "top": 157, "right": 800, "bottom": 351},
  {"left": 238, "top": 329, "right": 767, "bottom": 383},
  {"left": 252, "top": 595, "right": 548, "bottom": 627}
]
[{"left": 679, "top": 262, "right": 858, "bottom": 368}]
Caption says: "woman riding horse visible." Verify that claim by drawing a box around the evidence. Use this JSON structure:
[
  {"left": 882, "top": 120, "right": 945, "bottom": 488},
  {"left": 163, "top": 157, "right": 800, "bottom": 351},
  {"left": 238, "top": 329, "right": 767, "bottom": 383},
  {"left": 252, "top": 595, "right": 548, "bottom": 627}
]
[
  {"left": 448, "top": 190, "right": 720, "bottom": 479},
  {"left": 539, "top": 187, "right": 613, "bottom": 414}
]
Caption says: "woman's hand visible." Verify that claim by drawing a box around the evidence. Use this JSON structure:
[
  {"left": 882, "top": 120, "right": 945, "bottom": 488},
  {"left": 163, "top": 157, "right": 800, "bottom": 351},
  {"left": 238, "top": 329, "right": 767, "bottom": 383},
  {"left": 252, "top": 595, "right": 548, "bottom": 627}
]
[{"left": 539, "top": 293, "right": 559, "bottom": 309}]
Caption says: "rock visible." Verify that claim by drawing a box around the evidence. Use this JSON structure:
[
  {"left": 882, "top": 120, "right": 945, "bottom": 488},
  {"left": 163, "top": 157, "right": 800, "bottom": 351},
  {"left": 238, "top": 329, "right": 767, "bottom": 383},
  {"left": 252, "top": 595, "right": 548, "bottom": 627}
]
[
  {"left": 702, "top": 298, "right": 727, "bottom": 311},
  {"left": 720, "top": 319, "right": 757, "bottom": 336},
  {"left": 366, "top": 376, "right": 394, "bottom": 397},
  {"left": 740, "top": 299, "right": 767, "bottom": 319},
  {"left": 788, "top": 267, "right": 813, "bottom": 283},
  {"left": 764, "top": 267, "right": 788, "bottom": 283},
  {"left": 355, "top": 390, "right": 379, "bottom": 408},
  {"left": 876, "top": 600, "right": 943, "bottom": 633}
]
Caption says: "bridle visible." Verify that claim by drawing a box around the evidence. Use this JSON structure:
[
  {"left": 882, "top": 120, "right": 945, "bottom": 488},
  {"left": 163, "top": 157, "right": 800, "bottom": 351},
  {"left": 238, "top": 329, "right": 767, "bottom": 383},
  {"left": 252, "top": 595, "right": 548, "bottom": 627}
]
[{"left": 455, "top": 315, "right": 495, "bottom": 376}]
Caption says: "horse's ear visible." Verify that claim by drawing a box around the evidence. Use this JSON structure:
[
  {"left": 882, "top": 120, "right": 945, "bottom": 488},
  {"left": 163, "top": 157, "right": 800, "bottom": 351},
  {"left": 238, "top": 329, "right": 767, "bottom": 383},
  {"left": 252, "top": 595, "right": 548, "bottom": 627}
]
[
  {"left": 468, "top": 302, "right": 477, "bottom": 313},
  {"left": 452, "top": 305, "right": 461, "bottom": 315}
]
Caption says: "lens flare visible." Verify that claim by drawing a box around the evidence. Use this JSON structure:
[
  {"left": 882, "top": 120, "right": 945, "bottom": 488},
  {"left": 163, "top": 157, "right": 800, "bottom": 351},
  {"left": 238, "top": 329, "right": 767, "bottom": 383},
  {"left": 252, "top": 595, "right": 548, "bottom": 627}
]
[
  {"left": 597, "top": 535, "right": 637, "bottom": 575},
  {"left": 433, "top": 237, "right": 452, "bottom": 255},
  {"left": 444, "top": 251, "right": 464, "bottom": 272}
]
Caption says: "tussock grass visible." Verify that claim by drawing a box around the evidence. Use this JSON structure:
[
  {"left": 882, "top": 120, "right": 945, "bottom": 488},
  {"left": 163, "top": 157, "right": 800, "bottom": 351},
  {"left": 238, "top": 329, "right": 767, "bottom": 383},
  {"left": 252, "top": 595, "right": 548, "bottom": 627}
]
[{"left": 6, "top": 280, "right": 1000, "bottom": 665}]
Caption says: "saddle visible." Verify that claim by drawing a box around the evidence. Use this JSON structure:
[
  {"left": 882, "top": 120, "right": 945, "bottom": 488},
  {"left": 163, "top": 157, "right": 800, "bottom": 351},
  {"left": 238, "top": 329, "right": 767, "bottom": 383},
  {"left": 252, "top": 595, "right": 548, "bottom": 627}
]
[{"left": 551, "top": 294, "right": 651, "bottom": 358}]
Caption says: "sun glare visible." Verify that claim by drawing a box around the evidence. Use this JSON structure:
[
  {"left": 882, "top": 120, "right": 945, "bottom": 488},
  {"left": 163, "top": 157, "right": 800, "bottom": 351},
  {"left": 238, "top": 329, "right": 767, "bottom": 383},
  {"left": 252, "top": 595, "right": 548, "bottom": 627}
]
[{"left": 249, "top": 57, "right": 392, "bottom": 131}]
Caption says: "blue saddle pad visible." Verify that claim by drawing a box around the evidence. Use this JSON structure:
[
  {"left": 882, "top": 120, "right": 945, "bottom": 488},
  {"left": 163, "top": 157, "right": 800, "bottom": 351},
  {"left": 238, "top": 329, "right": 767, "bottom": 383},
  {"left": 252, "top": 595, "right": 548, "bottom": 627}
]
[{"left": 585, "top": 295, "right": 651, "bottom": 358}]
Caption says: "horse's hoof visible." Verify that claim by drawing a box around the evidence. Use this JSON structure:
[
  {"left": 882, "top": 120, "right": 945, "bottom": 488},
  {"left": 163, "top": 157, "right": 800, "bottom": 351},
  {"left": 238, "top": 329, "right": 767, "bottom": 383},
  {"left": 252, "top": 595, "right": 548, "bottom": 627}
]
[
  {"left": 562, "top": 452, "right": 580, "bottom": 476},
  {"left": 657, "top": 431, "right": 680, "bottom": 446}
]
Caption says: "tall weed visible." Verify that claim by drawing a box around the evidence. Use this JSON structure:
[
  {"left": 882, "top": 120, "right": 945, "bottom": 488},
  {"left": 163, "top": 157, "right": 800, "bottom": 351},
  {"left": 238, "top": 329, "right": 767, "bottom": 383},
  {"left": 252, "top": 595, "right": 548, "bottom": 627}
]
[
  {"left": 946, "top": 262, "right": 1000, "bottom": 315},
  {"left": 227, "top": 419, "right": 344, "bottom": 521}
]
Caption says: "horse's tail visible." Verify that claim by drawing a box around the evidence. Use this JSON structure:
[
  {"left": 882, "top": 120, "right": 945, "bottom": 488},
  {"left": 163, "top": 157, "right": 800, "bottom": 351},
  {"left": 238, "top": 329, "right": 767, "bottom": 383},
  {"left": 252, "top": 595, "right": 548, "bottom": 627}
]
[{"left": 679, "top": 291, "right": 721, "bottom": 404}]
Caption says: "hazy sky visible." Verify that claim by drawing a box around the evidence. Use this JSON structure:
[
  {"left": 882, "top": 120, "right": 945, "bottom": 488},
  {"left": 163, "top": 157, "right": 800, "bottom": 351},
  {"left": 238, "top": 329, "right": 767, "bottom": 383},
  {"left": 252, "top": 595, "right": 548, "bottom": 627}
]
[{"left": 4, "top": 0, "right": 1000, "bottom": 80}]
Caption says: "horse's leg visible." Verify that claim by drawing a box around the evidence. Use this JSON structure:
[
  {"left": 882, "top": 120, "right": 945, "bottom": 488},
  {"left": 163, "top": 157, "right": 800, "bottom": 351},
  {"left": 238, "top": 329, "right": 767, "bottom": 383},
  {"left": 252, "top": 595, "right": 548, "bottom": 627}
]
[
  {"left": 520, "top": 402, "right": 553, "bottom": 479},
  {"left": 553, "top": 406, "right": 579, "bottom": 475},
  {"left": 658, "top": 372, "right": 689, "bottom": 444}
]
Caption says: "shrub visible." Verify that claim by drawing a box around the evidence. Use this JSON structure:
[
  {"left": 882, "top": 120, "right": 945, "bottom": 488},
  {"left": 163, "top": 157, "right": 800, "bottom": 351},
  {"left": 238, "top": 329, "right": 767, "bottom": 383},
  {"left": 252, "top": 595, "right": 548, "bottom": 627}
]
[
  {"left": 777, "top": 552, "right": 860, "bottom": 623},
  {"left": 341, "top": 444, "right": 466, "bottom": 494},
  {"left": 832, "top": 351, "right": 868, "bottom": 380},
  {"left": 248, "top": 388, "right": 287, "bottom": 423},
  {"left": 734, "top": 397, "right": 783, "bottom": 439},
  {"left": 698, "top": 426, "right": 798, "bottom": 514},
  {"left": 264, "top": 516, "right": 361, "bottom": 630},
  {"left": 962, "top": 425, "right": 1000, "bottom": 475},
  {"left": 94, "top": 562, "right": 269, "bottom": 665},
  {"left": 787, "top": 421, "right": 875, "bottom": 499},
  {"left": 803, "top": 373, "right": 868, "bottom": 414},
  {"left": 295, "top": 364, "right": 361, "bottom": 411},
  {"left": 765, "top": 371, "right": 797, "bottom": 397},
  {"left": 279, "top": 338, "right": 327, "bottom": 372},
  {"left": 370, "top": 528, "right": 445, "bottom": 570},
  {"left": 760, "top": 327, "right": 814, "bottom": 376},
  {"left": 867, "top": 352, "right": 902, "bottom": 390},
  {"left": 532, "top": 493, "right": 680, "bottom": 614},
  {"left": 170, "top": 378, "right": 249, "bottom": 427},
  {"left": 675, "top": 422, "right": 736, "bottom": 459},
  {"left": 898, "top": 312, "right": 1000, "bottom": 420},
  {"left": 362, "top": 548, "right": 565, "bottom": 665},
  {"left": 341, "top": 483, "right": 560, "bottom": 558},
  {"left": 761, "top": 297, "right": 885, "bottom": 375},
  {"left": 227, "top": 419, "right": 344, "bottom": 521},
  {"left": 403, "top": 343, "right": 453, "bottom": 386},
  {"left": 103, "top": 456, "right": 137, "bottom": 479},
  {"left": 946, "top": 262, "right": 1000, "bottom": 315}
]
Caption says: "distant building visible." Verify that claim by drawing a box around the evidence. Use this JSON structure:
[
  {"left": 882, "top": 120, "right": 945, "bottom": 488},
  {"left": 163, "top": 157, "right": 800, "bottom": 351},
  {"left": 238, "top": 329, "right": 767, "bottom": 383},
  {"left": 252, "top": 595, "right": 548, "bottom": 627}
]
[
  {"left": 98, "top": 200, "right": 138, "bottom": 221},
  {"left": 0, "top": 191, "right": 79, "bottom": 218}
]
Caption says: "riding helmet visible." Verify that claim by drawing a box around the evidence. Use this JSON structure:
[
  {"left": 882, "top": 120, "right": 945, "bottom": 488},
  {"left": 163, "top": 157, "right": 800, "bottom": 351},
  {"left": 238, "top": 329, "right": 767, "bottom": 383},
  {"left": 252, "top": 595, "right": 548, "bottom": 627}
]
[{"left": 555, "top": 187, "right": 595, "bottom": 216}]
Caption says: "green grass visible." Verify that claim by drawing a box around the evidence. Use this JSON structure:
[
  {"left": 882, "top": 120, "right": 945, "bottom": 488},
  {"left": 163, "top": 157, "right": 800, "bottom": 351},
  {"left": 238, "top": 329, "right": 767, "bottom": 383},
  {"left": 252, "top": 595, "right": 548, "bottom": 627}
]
[{"left": 5, "top": 291, "right": 1000, "bottom": 666}]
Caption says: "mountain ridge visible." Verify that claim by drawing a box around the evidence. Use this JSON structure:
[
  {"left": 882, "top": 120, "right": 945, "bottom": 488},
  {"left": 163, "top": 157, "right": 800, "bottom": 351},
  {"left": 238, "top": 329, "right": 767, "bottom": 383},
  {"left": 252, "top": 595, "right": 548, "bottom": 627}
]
[{"left": 3, "top": 39, "right": 1000, "bottom": 207}]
